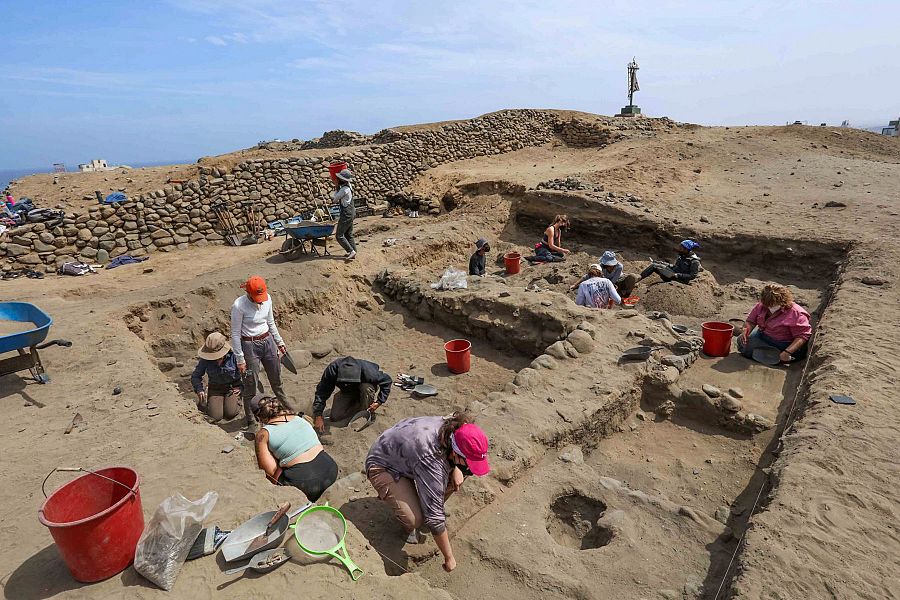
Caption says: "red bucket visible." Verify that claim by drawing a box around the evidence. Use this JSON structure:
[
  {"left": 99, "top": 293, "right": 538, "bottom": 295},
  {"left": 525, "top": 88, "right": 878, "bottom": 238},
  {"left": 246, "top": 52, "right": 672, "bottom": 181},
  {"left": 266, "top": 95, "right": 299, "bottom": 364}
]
[
  {"left": 328, "top": 161, "right": 348, "bottom": 183},
  {"left": 503, "top": 252, "right": 521, "bottom": 275},
  {"left": 444, "top": 339, "right": 472, "bottom": 374},
  {"left": 38, "top": 467, "right": 144, "bottom": 582},
  {"left": 701, "top": 322, "right": 734, "bottom": 357}
]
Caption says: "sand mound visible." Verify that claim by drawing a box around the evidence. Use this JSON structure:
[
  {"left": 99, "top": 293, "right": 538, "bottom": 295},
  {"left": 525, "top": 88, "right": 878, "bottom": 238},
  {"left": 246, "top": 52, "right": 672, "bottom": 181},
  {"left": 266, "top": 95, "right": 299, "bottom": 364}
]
[{"left": 638, "top": 270, "right": 724, "bottom": 317}]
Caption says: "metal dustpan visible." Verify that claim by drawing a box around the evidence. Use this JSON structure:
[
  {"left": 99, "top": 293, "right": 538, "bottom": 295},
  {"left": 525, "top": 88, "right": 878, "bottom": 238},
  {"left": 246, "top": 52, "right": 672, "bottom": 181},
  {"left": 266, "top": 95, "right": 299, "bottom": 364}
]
[
  {"left": 224, "top": 547, "right": 291, "bottom": 576},
  {"left": 221, "top": 502, "right": 312, "bottom": 562},
  {"left": 752, "top": 347, "right": 783, "bottom": 366},
  {"left": 347, "top": 410, "right": 375, "bottom": 432},
  {"left": 412, "top": 384, "right": 438, "bottom": 397}
]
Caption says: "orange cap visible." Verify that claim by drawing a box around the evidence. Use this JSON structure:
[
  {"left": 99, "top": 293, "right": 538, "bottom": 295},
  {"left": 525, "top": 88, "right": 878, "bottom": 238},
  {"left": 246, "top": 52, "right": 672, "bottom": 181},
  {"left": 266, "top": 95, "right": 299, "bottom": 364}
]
[{"left": 241, "top": 276, "right": 268, "bottom": 302}]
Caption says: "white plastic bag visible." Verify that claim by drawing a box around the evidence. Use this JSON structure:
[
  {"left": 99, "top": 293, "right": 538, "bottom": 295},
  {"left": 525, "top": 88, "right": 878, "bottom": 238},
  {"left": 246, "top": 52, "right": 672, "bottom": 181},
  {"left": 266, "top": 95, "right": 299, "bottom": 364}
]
[
  {"left": 431, "top": 267, "right": 468, "bottom": 290},
  {"left": 134, "top": 491, "right": 218, "bottom": 591}
]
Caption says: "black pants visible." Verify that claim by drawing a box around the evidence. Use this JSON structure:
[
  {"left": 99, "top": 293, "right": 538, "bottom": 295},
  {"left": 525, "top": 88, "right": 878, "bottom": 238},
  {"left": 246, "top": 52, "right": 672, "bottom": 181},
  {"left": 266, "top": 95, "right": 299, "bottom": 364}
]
[
  {"left": 278, "top": 451, "right": 339, "bottom": 502},
  {"left": 641, "top": 263, "right": 679, "bottom": 282}
]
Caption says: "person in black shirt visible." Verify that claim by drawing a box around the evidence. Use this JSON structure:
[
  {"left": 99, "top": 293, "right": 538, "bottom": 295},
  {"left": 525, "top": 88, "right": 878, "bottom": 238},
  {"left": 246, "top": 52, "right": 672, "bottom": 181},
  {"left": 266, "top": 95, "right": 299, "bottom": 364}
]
[
  {"left": 639, "top": 240, "right": 702, "bottom": 283},
  {"left": 469, "top": 238, "right": 489, "bottom": 276},
  {"left": 312, "top": 356, "right": 392, "bottom": 433}
]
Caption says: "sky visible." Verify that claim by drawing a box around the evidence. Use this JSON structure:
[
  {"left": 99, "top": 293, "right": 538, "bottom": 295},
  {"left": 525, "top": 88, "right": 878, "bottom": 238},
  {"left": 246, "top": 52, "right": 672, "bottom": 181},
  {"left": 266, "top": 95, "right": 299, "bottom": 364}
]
[{"left": 1, "top": 0, "right": 898, "bottom": 169}]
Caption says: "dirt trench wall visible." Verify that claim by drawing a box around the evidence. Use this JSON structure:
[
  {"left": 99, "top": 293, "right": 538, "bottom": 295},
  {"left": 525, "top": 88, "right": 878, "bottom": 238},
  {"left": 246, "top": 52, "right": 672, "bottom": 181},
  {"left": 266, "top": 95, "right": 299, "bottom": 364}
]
[
  {"left": 375, "top": 268, "right": 582, "bottom": 356},
  {"left": 0, "top": 112, "right": 678, "bottom": 273}
]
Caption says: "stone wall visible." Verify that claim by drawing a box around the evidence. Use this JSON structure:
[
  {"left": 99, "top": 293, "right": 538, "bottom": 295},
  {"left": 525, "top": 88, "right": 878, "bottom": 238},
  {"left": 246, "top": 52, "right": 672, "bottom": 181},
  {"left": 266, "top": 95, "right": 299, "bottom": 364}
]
[{"left": 0, "top": 110, "right": 678, "bottom": 272}]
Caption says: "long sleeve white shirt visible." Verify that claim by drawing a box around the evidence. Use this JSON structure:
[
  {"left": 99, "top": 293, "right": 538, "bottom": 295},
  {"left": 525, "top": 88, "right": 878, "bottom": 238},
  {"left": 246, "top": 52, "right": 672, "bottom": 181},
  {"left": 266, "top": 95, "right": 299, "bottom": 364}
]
[{"left": 230, "top": 295, "right": 284, "bottom": 363}]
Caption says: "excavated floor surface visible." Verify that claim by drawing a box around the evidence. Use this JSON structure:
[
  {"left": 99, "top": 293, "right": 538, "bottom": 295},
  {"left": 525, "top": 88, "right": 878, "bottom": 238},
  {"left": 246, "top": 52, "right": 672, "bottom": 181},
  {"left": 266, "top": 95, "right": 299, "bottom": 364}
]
[{"left": 2, "top": 123, "right": 898, "bottom": 600}]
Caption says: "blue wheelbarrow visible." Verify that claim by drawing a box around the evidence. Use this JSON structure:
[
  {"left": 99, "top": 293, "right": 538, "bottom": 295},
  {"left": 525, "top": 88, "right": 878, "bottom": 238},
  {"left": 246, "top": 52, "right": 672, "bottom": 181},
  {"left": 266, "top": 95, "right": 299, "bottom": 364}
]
[
  {"left": 0, "top": 302, "right": 71, "bottom": 384},
  {"left": 277, "top": 221, "right": 336, "bottom": 258}
]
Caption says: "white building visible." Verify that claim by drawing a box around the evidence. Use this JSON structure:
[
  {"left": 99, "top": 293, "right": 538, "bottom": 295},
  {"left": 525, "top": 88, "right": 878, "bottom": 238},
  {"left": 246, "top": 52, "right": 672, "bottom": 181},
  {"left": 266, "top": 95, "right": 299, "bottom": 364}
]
[
  {"left": 78, "top": 159, "right": 110, "bottom": 173},
  {"left": 881, "top": 118, "right": 899, "bottom": 136}
]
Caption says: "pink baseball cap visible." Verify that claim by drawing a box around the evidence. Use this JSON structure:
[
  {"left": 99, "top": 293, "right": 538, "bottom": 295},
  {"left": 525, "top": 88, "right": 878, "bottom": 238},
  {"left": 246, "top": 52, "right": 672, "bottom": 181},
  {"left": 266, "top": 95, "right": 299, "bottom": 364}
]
[{"left": 451, "top": 423, "right": 490, "bottom": 476}]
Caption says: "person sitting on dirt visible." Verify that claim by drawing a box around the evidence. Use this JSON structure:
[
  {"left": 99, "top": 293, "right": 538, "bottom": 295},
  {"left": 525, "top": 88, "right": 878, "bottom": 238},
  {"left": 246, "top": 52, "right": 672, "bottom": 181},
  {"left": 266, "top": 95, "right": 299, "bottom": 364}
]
[
  {"left": 638, "top": 240, "right": 702, "bottom": 284},
  {"left": 575, "top": 264, "right": 622, "bottom": 309},
  {"left": 191, "top": 332, "right": 242, "bottom": 422},
  {"left": 469, "top": 238, "right": 490, "bottom": 276},
  {"left": 569, "top": 250, "right": 638, "bottom": 297},
  {"left": 738, "top": 284, "right": 812, "bottom": 364},
  {"left": 333, "top": 168, "right": 357, "bottom": 260},
  {"left": 231, "top": 276, "right": 290, "bottom": 430},
  {"left": 252, "top": 394, "right": 338, "bottom": 502},
  {"left": 365, "top": 411, "right": 490, "bottom": 573},
  {"left": 312, "top": 356, "right": 392, "bottom": 433},
  {"left": 532, "top": 214, "right": 570, "bottom": 262}
]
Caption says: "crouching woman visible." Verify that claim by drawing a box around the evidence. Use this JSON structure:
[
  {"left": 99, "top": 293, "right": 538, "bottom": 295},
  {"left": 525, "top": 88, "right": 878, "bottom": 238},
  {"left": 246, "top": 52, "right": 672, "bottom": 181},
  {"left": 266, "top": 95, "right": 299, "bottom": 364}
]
[
  {"left": 253, "top": 395, "right": 338, "bottom": 502},
  {"left": 365, "top": 412, "right": 490, "bottom": 573}
]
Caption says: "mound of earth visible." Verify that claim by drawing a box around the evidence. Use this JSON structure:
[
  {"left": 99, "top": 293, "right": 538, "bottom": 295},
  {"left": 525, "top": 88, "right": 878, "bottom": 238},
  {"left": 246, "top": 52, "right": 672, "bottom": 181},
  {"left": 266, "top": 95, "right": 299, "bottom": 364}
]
[{"left": 638, "top": 270, "right": 724, "bottom": 318}]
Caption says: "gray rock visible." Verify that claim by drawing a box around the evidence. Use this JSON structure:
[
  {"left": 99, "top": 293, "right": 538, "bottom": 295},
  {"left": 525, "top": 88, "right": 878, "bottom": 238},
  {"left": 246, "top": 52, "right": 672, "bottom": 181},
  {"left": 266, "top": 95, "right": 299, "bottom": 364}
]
[
  {"left": 562, "top": 340, "right": 580, "bottom": 358},
  {"left": 545, "top": 341, "right": 569, "bottom": 360},
  {"left": 4, "top": 243, "right": 30, "bottom": 257},
  {"left": 861, "top": 276, "right": 886, "bottom": 286},
  {"left": 616, "top": 309, "right": 639, "bottom": 318},
  {"left": 714, "top": 506, "right": 730, "bottom": 524},
  {"left": 157, "top": 357, "right": 178, "bottom": 372},
  {"left": 702, "top": 384, "right": 721, "bottom": 398},
  {"left": 96, "top": 249, "right": 110, "bottom": 264},
  {"left": 566, "top": 329, "right": 594, "bottom": 354},
  {"left": 513, "top": 367, "right": 541, "bottom": 389},
  {"left": 76, "top": 228, "right": 92, "bottom": 241},
  {"left": 558, "top": 446, "right": 584, "bottom": 464},
  {"left": 728, "top": 387, "right": 744, "bottom": 398},
  {"left": 661, "top": 354, "right": 688, "bottom": 372},
  {"left": 530, "top": 354, "right": 558, "bottom": 370},
  {"left": 719, "top": 394, "right": 743, "bottom": 412},
  {"left": 18, "top": 253, "right": 43, "bottom": 265},
  {"left": 309, "top": 342, "right": 333, "bottom": 359}
]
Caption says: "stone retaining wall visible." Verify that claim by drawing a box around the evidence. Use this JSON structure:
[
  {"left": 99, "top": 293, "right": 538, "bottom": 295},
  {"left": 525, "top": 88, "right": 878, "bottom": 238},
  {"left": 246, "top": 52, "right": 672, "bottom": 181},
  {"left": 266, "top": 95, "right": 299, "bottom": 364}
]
[{"left": 0, "top": 110, "right": 678, "bottom": 272}]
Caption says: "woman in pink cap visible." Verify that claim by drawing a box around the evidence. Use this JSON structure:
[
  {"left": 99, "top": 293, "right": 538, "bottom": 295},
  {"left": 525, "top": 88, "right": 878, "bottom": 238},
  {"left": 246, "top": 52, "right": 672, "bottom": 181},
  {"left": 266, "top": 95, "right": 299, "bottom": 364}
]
[{"left": 365, "top": 411, "right": 490, "bottom": 573}]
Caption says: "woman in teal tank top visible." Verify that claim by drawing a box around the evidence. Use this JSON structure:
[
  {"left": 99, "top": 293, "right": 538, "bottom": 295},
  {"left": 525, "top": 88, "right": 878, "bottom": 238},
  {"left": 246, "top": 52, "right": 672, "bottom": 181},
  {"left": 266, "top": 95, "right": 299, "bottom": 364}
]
[{"left": 253, "top": 395, "right": 338, "bottom": 502}]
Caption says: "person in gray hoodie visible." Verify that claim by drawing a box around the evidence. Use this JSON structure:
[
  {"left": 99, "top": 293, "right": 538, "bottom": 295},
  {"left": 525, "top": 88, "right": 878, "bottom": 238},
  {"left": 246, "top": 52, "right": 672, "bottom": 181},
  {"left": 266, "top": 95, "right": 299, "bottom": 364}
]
[{"left": 332, "top": 168, "right": 357, "bottom": 260}]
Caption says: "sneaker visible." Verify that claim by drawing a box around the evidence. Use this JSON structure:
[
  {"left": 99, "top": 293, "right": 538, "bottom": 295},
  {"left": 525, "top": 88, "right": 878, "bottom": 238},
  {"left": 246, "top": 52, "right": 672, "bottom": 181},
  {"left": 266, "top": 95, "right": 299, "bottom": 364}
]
[
  {"left": 347, "top": 251, "right": 357, "bottom": 260},
  {"left": 405, "top": 529, "right": 427, "bottom": 544}
]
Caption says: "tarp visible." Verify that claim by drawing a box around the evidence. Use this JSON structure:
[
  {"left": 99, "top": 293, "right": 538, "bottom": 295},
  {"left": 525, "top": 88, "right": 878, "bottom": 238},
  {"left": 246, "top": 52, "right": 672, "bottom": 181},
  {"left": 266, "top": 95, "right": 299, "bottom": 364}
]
[{"left": 103, "top": 192, "right": 128, "bottom": 204}]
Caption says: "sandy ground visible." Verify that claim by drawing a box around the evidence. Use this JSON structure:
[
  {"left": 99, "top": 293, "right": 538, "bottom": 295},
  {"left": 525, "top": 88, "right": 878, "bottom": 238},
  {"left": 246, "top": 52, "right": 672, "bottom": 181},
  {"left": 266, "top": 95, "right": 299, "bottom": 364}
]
[{"left": 1, "top": 119, "right": 898, "bottom": 600}]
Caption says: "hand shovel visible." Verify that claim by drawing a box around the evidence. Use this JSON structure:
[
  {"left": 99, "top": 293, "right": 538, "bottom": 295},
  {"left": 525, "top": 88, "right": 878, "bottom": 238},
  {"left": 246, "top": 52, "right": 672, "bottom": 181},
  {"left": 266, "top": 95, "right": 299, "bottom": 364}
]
[
  {"left": 280, "top": 351, "right": 298, "bottom": 374},
  {"left": 245, "top": 502, "right": 291, "bottom": 554}
]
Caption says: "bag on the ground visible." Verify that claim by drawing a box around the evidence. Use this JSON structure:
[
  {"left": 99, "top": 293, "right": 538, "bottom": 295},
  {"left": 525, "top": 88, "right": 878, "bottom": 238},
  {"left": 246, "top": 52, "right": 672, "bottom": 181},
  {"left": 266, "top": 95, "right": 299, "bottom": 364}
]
[
  {"left": 134, "top": 491, "right": 218, "bottom": 591},
  {"left": 57, "top": 261, "right": 95, "bottom": 276},
  {"left": 431, "top": 267, "right": 468, "bottom": 290},
  {"left": 26, "top": 208, "right": 64, "bottom": 225}
]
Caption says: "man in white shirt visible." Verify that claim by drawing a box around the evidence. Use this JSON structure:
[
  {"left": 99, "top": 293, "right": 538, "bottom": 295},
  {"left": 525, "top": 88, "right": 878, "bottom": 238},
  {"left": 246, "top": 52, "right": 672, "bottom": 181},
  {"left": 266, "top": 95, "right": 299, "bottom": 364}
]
[
  {"left": 230, "top": 275, "right": 290, "bottom": 427},
  {"left": 575, "top": 264, "right": 622, "bottom": 309}
]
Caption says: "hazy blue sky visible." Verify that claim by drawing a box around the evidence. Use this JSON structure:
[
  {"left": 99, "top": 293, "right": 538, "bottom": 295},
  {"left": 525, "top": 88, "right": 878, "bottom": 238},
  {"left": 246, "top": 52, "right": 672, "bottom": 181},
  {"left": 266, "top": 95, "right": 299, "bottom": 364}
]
[{"left": 2, "top": 1, "right": 897, "bottom": 169}]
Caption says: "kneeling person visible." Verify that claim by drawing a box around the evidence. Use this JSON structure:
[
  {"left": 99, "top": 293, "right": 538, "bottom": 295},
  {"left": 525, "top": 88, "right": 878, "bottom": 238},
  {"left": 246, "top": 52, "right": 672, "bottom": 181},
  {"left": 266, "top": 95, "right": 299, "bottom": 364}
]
[
  {"left": 192, "top": 332, "right": 242, "bottom": 422},
  {"left": 575, "top": 264, "right": 622, "bottom": 309},
  {"left": 253, "top": 395, "right": 338, "bottom": 502},
  {"left": 313, "top": 356, "right": 392, "bottom": 433}
]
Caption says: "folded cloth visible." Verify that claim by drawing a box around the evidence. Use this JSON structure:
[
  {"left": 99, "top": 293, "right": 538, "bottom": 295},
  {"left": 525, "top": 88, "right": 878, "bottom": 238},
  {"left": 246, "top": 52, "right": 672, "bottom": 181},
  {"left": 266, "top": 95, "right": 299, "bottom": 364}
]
[{"left": 106, "top": 255, "right": 149, "bottom": 269}]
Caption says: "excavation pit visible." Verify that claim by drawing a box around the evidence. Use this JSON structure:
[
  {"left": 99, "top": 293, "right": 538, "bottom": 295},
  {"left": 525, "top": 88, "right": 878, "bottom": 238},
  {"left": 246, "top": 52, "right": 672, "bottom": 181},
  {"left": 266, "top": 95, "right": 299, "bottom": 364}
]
[{"left": 547, "top": 493, "right": 613, "bottom": 550}]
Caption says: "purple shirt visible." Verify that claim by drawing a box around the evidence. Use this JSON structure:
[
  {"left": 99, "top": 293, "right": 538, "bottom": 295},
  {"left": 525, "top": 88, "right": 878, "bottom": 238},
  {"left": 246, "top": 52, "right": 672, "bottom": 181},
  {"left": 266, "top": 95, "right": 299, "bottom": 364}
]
[
  {"left": 365, "top": 416, "right": 452, "bottom": 534},
  {"left": 746, "top": 302, "right": 812, "bottom": 342}
]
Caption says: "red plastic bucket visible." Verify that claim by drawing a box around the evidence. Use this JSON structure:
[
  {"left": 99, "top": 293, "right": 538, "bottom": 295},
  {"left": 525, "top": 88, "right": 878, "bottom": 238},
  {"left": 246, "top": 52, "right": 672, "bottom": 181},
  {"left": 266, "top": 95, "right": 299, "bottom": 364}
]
[
  {"left": 444, "top": 339, "right": 472, "bottom": 374},
  {"left": 38, "top": 467, "right": 144, "bottom": 582},
  {"left": 328, "top": 161, "right": 348, "bottom": 183},
  {"left": 701, "top": 322, "right": 734, "bottom": 357},
  {"left": 503, "top": 252, "right": 521, "bottom": 275}
]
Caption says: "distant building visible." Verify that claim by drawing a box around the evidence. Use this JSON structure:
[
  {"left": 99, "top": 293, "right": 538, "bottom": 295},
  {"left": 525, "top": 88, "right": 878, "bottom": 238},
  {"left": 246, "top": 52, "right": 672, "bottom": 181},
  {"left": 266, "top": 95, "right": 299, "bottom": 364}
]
[
  {"left": 78, "top": 159, "right": 111, "bottom": 173},
  {"left": 881, "top": 118, "right": 899, "bottom": 136}
]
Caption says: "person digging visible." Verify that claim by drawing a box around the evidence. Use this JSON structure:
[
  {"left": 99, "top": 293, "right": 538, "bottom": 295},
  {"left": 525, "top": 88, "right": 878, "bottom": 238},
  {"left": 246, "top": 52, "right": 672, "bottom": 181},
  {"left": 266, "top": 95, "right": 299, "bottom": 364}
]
[
  {"left": 230, "top": 275, "right": 292, "bottom": 430},
  {"left": 312, "top": 356, "right": 392, "bottom": 433}
]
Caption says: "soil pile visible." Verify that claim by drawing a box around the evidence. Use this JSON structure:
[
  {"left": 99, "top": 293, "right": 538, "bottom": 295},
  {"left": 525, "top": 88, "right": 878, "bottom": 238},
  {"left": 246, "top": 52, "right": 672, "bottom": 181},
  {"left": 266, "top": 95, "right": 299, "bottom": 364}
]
[{"left": 638, "top": 270, "right": 724, "bottom": 317}]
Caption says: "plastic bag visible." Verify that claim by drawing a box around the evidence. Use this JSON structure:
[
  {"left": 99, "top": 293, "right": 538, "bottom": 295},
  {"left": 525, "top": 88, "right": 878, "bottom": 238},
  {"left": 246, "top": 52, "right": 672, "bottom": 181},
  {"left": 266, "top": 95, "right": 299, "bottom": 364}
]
[
  {"left": 430, "top": 267, "right": 468, "bottom": 290},
  {"left": 134, "top": 491, "right": 218, "bottom": 591}
]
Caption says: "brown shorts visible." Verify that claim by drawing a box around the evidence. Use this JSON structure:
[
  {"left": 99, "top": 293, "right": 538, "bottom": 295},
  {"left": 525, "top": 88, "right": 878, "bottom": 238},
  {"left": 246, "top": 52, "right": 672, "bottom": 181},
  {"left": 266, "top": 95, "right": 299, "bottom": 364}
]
[{"left": 367, "top": 466, "right": 423, "bottom": 533}]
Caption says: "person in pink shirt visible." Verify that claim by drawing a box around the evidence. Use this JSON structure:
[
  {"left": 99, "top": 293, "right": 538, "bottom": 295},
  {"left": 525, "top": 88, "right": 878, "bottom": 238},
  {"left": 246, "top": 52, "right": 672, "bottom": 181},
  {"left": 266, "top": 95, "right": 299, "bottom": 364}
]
[{"left": 738, "top": 284, "right": 812, "bottom": 364}]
